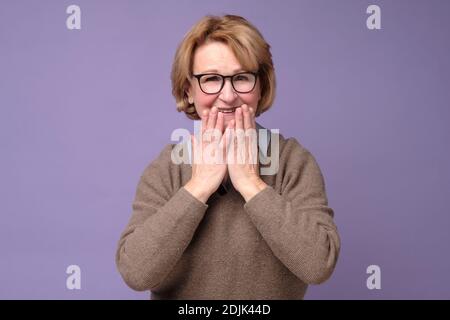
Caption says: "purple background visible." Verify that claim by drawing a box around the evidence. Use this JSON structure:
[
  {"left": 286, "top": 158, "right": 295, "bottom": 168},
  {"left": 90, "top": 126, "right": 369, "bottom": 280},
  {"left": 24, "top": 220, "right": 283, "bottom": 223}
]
[{"left": 1, "top": 0, "right": 449, "bottom": 299}]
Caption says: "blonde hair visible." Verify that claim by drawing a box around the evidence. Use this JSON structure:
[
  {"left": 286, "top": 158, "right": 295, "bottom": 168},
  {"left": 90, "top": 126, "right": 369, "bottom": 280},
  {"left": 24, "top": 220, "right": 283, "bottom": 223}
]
[{"left": 171, "top": 14, "right": 276, "bottom": 120}]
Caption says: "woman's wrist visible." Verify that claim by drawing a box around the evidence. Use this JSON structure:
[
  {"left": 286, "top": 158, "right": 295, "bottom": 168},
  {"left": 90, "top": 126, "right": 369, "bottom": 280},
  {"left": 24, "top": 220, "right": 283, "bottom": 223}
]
[
  {"left": 239, "top": 177, "right": 268, "bottom": 202},
  {"left": 184, "top": 179, "right": 213, "bottom": 204}
]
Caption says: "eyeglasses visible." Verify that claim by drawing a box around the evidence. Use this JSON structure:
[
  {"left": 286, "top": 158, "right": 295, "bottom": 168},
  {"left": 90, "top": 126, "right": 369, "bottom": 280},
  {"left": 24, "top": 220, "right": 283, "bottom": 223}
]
[{"left": 192, "top": 71, "right": 258, "bottom": 95}]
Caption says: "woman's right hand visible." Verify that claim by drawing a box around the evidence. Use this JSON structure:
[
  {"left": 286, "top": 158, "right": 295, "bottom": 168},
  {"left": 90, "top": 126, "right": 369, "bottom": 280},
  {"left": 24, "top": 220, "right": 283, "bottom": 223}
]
[{"left": 184, "top": 107, "right": 230, "bottom": 203}]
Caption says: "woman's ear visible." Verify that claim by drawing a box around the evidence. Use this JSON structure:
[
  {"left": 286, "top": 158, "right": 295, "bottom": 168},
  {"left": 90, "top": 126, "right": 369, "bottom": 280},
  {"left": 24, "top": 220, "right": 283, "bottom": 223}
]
[{"left": 185, "top": 87, "right": 194, "bottom": 104}]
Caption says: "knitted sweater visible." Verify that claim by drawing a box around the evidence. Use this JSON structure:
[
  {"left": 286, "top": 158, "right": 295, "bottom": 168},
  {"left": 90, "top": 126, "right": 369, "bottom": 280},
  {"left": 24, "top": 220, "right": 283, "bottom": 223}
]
[{"left": 116, "top": 132, "right": 340, "bottom": 299}]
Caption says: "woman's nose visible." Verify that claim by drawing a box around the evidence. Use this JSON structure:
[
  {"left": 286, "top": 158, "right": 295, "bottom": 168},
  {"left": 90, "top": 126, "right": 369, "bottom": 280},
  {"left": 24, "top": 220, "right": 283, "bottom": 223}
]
[{"left": 219, "top": 78, "right": 238, "bottom": 103}]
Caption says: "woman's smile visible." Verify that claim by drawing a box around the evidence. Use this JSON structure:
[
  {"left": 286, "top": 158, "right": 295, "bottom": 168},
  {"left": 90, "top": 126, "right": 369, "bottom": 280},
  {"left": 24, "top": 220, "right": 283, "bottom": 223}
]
[{"left": 216, "top": 106, "right": 238, "bottom": 114}]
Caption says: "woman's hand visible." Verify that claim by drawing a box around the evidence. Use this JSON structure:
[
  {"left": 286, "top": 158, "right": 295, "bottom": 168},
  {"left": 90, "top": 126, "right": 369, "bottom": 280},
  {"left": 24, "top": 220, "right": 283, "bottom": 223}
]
[
  {"left": 227, "top": 104, "right": 268, "bottom": 202},
  {"left": 184, "top": 107, "right": 230, "bottom": 203}
]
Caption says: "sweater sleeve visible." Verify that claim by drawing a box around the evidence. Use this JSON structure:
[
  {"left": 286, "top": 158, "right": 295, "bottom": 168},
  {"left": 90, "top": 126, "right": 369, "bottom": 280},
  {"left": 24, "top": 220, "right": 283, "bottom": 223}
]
[
  {"left": 116, "top": 145, "right": 208, "bottom": 291},
  {"left": 243, "top": 138, "right": 340, "bottom": 285}
]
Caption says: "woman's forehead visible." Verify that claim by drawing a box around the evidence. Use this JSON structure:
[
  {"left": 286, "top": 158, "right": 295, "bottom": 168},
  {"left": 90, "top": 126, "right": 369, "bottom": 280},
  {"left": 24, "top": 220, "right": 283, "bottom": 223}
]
[
  {"left": 193, "top": 42, "right": 241, "bottom": 72},
  {"left": 192, "top": 41, "right": 256, "bottom": 73}
]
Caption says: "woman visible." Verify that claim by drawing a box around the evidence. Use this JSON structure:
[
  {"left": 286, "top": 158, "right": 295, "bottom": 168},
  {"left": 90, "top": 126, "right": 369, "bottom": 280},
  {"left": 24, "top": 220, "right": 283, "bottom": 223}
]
[{"left": 116, "top": 14, "right": 340, "bottom": 299}]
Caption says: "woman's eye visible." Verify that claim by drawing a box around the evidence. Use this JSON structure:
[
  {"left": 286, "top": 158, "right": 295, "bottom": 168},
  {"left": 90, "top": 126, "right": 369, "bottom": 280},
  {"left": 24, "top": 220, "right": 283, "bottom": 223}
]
[
  {"left": 203, "top": 76, "right": 220, "bottom": 82},
  {"left": 235, "top": 75, "right": 249, "bottom": 81}
]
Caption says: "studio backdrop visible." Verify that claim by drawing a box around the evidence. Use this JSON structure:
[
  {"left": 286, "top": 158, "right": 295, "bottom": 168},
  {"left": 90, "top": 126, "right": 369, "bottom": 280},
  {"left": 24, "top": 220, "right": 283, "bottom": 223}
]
[{"left": 1, "top": 0, "right": 449, "bottom": 299}]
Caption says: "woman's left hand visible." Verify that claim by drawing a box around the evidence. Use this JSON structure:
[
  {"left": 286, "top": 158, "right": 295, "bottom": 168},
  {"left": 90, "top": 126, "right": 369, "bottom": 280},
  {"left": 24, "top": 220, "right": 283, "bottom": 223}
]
[{"left": 226, "top": 104, "right": 268, "bottom": 202}]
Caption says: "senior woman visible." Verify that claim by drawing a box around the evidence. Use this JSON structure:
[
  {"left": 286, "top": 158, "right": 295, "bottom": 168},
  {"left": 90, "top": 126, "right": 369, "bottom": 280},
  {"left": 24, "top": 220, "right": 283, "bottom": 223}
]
[{"left": 116, "top": 14, "right": 340, "bottom": 300}]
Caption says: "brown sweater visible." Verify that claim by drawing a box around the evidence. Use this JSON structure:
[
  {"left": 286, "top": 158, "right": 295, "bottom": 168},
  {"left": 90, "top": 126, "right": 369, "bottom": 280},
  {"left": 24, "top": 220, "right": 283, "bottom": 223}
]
[{"left": 116, "top": 132, "right": 340, "bottom": 299}]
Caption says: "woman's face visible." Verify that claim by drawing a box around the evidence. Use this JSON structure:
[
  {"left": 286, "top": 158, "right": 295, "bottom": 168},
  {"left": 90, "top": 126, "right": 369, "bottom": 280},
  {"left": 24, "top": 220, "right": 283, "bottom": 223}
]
[{"left": 186, "top": 41, "right": 261, "bottom": 128}]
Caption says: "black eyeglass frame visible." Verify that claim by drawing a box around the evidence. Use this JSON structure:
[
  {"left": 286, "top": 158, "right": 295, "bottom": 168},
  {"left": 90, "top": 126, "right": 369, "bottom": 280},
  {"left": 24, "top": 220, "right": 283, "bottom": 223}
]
[{"left": 191, "top": 71, "right": 259, "bottom": 95}]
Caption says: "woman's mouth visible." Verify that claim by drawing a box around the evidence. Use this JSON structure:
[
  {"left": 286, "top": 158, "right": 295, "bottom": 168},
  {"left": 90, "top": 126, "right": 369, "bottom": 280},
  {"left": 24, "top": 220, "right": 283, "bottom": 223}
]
[{"left": 217, "top": 106, "right": 238, "bottom": 114}]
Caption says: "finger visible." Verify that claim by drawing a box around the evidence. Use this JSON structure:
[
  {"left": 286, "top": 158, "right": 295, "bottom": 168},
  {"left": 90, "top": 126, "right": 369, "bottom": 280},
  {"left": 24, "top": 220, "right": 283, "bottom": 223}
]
[
  {"left": 201, "top": 109, "right": 209, "bottom": 134},
  {"left": 191, "top": 134, "right": 197, "bottom": 150},
  {"left": 224, "top": 119, "right": 235, "bottom": 164},
  {"left": 234, "top": 113, "right": 246, "bottom": 165},
  {"left": 243, "top": 106, "right": 256, "bottom": 160},
  {"left": 215, "top": 112, "right": 225, "bottom": 162},
  {"left": 249, "top": 107, "right": 256, "bottom": 129},
  {"left": 245, "top": 134, "right": 250, "bottom": 165},
  {"left": 207, "top": 106, "right": 217, "bottom": 130},
  {"left": 235, "top": 106, "right": 243, "bottom": 130},
  {"left": 215, "top": 109, "right": 224, "bottom": 133},
  {"left": 191, "top": 134, "right": 199, "bottom": 166},
  {"left": 245, "top": 125, "right": 257, "bottom": 165},
  {"left": 242, "top": 104, "right": 252, "bottom": 131},
  {"left": 220, "top": 118, "right": 231, "bottom": 159}
]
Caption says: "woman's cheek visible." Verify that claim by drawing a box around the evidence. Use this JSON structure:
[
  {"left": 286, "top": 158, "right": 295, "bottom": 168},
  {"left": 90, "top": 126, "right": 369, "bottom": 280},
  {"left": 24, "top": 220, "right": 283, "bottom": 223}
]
[{"left": 203, "top": 97, "right": 219, "bottom": 110}]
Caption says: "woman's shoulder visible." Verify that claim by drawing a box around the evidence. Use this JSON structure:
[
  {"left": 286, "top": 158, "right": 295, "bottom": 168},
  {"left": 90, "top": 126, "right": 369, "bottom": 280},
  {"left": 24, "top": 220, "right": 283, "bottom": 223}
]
[
  {"left": 277, "top": 133, "right": 313, "bottom": 160},
  {"left": 258, "top": 123, "right": 310, "bottom": 160},
  {"left": 147, "top": 143, "right": 176, "bottom": 166},
  {"left": 138, "top": 143, "right": 183, "bottom": 179},
  {"left": 276, "top": 133, "right": 324, "bottom": 177}
]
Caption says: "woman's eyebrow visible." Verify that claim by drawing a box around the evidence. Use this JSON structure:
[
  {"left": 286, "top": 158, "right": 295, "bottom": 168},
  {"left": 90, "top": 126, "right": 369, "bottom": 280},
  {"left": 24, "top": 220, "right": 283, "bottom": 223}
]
[{"left": 199, "top": 68, "right": 246, "bottom": 74}]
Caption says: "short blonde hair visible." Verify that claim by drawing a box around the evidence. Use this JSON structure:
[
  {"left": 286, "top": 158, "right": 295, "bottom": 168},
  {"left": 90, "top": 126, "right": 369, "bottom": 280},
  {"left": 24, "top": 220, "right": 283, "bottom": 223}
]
[{"left": 171, "top": 14, "right": 276, "bottom": 120}]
